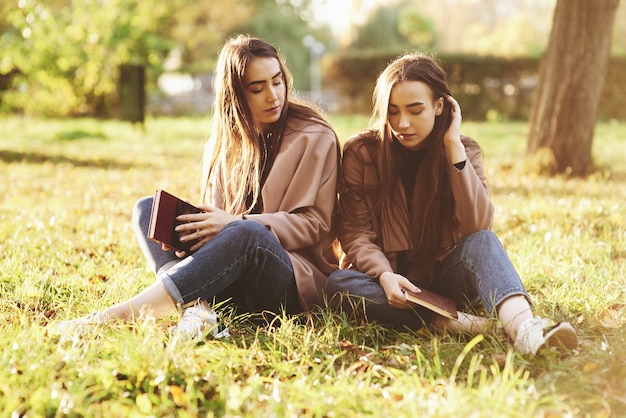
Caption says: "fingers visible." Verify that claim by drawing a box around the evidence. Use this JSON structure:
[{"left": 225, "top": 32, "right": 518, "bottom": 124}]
[
  {"left": 178, "top": 225, "right": 216, "bottom": 245},
  {"left": 447, "top": 95, "right": 462, "bottom": 117},
  {"left": 197, "top": 204, "right": 214, "bottom": 211},
  {"left": 382, "top": 273, "right": 419, "bottom": 309},
  {"left": 178, "top": 212, "right": 210, "bottom": 222},
  {"left": 389, "top": 292, "right": 412, "bottom": 309},
  {"left": 188, "top": 236, "right": 211, "bottom": 253},
  {"left": 399, "top": 276, "right": 420, "bottom": 293}
]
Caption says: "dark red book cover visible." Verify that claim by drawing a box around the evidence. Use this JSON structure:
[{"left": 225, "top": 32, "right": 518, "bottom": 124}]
[
  {"left": 147, "top": 190, "right": 203, "bottom": 253},
  {"left": 404, "top": 288, "right": 458, "bottom": 319}
]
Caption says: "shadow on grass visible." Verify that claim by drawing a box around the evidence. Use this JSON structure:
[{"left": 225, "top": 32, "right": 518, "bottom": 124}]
[
  {"left": 54, "top": 129, "right": 108, "bottom": 141},
  {"left": 0, "top": 149, "right": 147, "bottom": 170},
  {"left": 490, "top": 182, "right": 619, "bottom": 200},
  {"left": 490, "top": 166, "right": 626, "bottom": 199}
]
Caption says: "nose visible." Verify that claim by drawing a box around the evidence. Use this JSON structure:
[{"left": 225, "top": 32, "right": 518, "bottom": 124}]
[
  {"left": 397, "top": 112, "right": 410, "bottom": 129},
  {"left": 267, "top": 86, "right": 279, "bottom": 102}
]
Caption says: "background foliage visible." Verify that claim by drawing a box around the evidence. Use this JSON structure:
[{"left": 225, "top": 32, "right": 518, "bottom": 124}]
[
  {"left": 1, "top": 0, "right": 178, "bottom": 116},
  {"left": 1, "top": 0, "right": 625, "bottom": 118},
  {"left": 0, "top": 0, "right": 320, "bottom": 116},
  {"left": 325, "top": 53, "right": 626, "bottom": 120}
]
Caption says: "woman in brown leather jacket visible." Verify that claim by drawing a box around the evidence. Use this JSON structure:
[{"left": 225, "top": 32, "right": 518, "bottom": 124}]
[{"left": 326, "top": 53, "right": 577, "bottom": 355}]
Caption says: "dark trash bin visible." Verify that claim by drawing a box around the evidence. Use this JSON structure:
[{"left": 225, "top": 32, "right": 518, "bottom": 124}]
[{"left": 118, "top": 64, "right": 145, "bottom": 125}]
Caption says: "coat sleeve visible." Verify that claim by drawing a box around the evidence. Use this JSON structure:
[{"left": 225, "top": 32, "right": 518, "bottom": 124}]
[
  {"left": 449, "top": 136, "right": 494, "bottom": 235},
  {"left": 338, "top": 138, "right": 393, "bottom": 278},
  {"left": 247, "top": 126, "right": 339, "bottom": 252}
]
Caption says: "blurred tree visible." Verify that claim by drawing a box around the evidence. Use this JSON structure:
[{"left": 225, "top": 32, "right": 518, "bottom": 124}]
[
  {"left": 464, "top": 14, "right": 550, "bottom": 57},
  {"left": 350, "top": 5, "right": 408, "bottom": 51},
  {"left": 405, "top": 0, "right": 556, "bottom": 55},
  {"left": 0, "top": 0, "right": 330, "bottom": 115},
  {"left": 1, "top": 0, "right": 177, "bottom": 116},
  {"left": 398, "top": 7, "right": 436, "bottom": 49},
  {"left": 168, "top": 0, "right": 257, "bottom": 74},
  {"left": 528, "top": 0, "right": 620, "bottom": 176},
  {"left": 233, "top": 0, "right": 327, "bottom": 92},
  {"left": 343, "top": 2, "right": 435, "bottom": 52}
]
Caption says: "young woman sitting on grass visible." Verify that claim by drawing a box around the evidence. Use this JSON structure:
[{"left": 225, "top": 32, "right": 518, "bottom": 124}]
[
  {"left": 325, "top": 52, "right": 578, "bottom": 355},
  {"left": 57, "top": 35, "right": 340, "bottom": 338}
]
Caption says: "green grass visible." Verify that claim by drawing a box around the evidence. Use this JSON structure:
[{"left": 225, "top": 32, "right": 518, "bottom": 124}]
[{"left": 1, "top": 115, "right": 625, "bottom": 417}]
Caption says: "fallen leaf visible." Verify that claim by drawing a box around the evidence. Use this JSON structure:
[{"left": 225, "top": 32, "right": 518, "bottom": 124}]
[
  {"left": 599, "top": 303, "right": 626, "bottom": 329},
  {"left": 168, "top": 385, "right": 188, "bottom": 407},
  {"left": 583, "top": 362, "right": 598, "bottom": 373}
]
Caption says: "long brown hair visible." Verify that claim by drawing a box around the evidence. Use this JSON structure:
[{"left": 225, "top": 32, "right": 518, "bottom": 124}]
[
  {"left": 370, "top": 52, "right": 455, "bottom": 276},
  {"left": 201, "top": 34, "right": 330, "bottom": 214}
]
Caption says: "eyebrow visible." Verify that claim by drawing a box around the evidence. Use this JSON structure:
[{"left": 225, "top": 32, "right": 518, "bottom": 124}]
[
  {"left": 389, "top": 101, "right": 426, "bottom": 108},
  {"left": 247, "top": 71, "right": 282, "bottom": 87}
]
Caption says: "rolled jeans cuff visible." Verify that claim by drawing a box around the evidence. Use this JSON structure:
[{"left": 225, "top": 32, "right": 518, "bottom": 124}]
[{"left": 160, "top": 274, "right": 185, "bottom": 306}]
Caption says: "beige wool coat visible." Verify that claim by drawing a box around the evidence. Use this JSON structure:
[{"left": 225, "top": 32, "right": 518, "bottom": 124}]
[
  {"left": 211, "top": 117, "right": 341, "bottom": 310},
  {"left": 339, "top": 131, "right": 494, "bottom": 287}
]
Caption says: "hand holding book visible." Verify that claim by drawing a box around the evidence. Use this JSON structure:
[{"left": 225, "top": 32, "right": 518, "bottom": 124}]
[
  {"left": 148, "top": 190, "right": 204, "bottom": 253},
  {"left": 403, "top": 287, "right": 458, "bottom": 319}
]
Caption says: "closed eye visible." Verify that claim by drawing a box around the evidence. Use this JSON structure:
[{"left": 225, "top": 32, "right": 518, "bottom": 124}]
[{"left": 248, "top": 71, "right": 282, "bottom": 94}]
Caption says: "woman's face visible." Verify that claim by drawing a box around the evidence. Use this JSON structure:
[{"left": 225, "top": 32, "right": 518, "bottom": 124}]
[
  {"left": 388, "top": 80, "right": 443, "bottom": 151},
  {"left": 243, "top": 56, "right": 286, "bottom": 132}
]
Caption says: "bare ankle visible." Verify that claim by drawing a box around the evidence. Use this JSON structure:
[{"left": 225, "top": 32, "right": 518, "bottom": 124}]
[{"left": 434, "top": 312, "right": 490, "bottom": 334}]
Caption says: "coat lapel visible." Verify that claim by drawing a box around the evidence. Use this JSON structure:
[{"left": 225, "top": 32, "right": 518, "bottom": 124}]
[{"left": 261, "top": 130, "right": 323, "bottom": 213}]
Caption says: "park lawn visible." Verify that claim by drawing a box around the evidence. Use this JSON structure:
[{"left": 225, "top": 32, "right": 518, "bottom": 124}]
[{"left": 0, "top": 115, "right": 625, "bottom": 417}]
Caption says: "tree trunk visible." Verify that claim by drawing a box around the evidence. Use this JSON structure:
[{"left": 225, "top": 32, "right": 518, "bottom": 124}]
[{"left": 527, "top": 0, "right": 620, "bottom": 176}]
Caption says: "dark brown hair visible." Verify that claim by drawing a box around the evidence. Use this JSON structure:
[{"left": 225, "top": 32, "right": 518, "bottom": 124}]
[{"left": 370, "top": 52, "right": 455, "bottom": 276}]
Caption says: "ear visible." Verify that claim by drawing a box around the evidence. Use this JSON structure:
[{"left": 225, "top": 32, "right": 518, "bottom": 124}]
[{"left": 435, "top": 97, "right": 444, "bottom": 115}]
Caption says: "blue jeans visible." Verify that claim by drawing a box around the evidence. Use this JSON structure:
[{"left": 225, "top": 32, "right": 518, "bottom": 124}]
[
  {"left": 132, "top": 196, "right": 301, "bottom": 315},
  {"left": 325, "top": 230, "right": 531, "bottom": 330}
]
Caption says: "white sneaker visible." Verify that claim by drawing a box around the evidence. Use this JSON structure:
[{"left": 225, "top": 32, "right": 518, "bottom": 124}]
[
  {"left": 55, "top": 312, "right": 105, "bottom": 339},
  {"left": 172, "top": 306, "right": 230, "bottom": 340},
  {"left": 514, "top": 316, "right": 578, "bottom": 355}
]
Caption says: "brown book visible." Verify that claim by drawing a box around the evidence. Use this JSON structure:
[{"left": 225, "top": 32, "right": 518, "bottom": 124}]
[
  {"left": 147, "top": 190, "right": 203, "bottom": 253},
  {"left": 404, "top": 288, "right": 458, "bottom": 319}
]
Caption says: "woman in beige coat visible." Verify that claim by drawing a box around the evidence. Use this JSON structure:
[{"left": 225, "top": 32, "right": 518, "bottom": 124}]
[
  {"left": 59, "top": 35, "right": 340, "bottom": 337},
  {"left": 326, "top": 53, "right": 577, "bottom": 355}
]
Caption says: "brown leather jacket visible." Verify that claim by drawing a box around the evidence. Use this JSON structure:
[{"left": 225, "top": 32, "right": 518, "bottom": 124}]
[{"left": 339, "top": 130, "right": 494, "bottom": 286}]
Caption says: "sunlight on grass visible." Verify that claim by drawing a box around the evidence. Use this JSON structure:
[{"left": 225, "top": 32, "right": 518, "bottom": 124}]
[{"left": 0, "top": 116, "right": 624, "bottom": 416}]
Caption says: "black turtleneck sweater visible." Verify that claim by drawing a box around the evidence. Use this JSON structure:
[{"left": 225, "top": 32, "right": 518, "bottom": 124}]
[{"left": 391, "top": 138, "right": 466, "bottom": 277}]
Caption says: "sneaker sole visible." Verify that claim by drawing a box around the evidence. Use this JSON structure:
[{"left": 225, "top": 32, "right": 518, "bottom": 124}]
[{"left": 544, "top": 322, "right": 578, "bottom": 351}]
